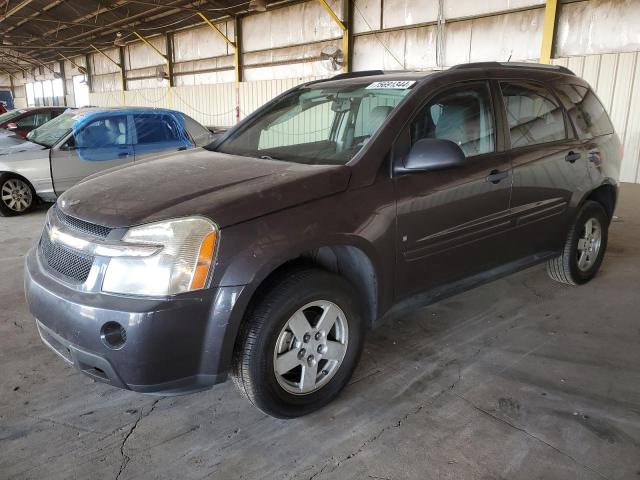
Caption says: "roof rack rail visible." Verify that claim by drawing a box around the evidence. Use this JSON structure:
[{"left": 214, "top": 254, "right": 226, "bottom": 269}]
[
  {"left": 330, "top": 70, "right": 385, "bottom": 80},
  {"left": 450, "top": 61, "right": 574, "bottom": 76}
]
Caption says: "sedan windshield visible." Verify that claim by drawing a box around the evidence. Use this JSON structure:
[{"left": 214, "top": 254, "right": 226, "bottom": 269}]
[
  {"left": 214, "top": 82, "right": 415, "bottom": 165},
  {"left": 27, "top": 111, "right": 79, "bottom": 148},
  {"left": 0, "top": 109, "right": 25, "bottom": 125}
]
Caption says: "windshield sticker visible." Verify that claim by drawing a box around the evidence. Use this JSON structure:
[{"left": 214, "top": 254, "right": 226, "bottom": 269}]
[{"left": 366, "top": 80, "right": 416, "bottom": 90}]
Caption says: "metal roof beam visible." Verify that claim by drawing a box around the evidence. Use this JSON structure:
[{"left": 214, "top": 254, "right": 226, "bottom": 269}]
[
  {"left": 132, "top": 31, "right": 169, "bottom": 64},
  {"left": 0, "top": 0, "right": 35, "bottom": 24}
]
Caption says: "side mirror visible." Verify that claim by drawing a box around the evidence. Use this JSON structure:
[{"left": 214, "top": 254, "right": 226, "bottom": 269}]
[{"left": 398, "top": 138, "right": 467, "bottom": 174}]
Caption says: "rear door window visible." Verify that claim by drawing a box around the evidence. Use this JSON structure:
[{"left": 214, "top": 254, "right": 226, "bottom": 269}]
[
  {"left": 132, "top": 113, "right": 191, "bottom": 157},
  {"left": 500, "top": 82, "right": 567, "bottom": 149},
  {"left": 134, "top": 114, "right": 188, "bottom": 146},
  {"left": 555, "top": 84, "right": 614, "bottom": 138}
]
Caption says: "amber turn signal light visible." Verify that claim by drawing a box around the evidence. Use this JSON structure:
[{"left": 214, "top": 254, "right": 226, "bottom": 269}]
[{"left": 190, "top": 231, "right": 217, "bottom": 290}]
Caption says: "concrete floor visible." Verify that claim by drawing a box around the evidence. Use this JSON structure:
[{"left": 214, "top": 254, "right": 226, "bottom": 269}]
[{"left": 1, "top": 185, "right": 640, "bottom": 480}]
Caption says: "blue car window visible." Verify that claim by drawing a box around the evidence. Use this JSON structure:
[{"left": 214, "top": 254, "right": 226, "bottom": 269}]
[
  {"left": 76, "top": 116, "right": 128, "bottom": 148},
  {"left": 73, "top": 115, "right": 130, "bottom": 162},
  {"left": 133, "top": 114, "right": 191, "bottom": 152}
]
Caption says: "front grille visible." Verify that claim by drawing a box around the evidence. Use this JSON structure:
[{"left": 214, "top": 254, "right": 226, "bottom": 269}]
[
  {"left": 55, "top": 205, "right": 112, "bottom": 239},
  {"left": 39, "top": 232, "right": 94, "bottom": 283}
]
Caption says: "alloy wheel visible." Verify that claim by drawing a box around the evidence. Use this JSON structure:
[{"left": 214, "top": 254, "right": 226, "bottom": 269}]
[
  {"left": 1, "top": 178, "right": 33, "bottom": 212},
  {"left": 576, "top": 217, "right": 602, "bottom": 272},
  {"left": 273, "top": 300, "right": 349, "bottom": 395}
]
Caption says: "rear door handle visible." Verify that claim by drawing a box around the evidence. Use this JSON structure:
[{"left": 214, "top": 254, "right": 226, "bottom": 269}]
[
  {"left": 118, "top": 152, "right": 130, "bottom": 158},
  {"left": 565, "top": 151, "right": 581, "bottom": 163},
  {"left": 485, "top": 169, "right": 509, "bottom": 184}
]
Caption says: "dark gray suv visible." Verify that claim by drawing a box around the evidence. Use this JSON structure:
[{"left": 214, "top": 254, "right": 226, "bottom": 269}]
[{"left": 25, "top": 63, "right": 622, "bottom": 418}]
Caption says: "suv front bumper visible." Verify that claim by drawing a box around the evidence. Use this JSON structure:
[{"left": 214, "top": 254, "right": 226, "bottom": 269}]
[{"left": 24, "top": 245, "right": 245, "bottom": 395}]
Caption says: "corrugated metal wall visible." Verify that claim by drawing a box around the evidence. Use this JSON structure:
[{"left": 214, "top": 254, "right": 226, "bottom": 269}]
[
  {"left": 89, "top": 77, "right": 321, "bottom": 127},
  {"left": 553, "top": 53, "right": 640, "bottom": 183}
]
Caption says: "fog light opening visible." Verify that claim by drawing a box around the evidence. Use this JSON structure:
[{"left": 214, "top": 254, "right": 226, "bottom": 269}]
[{"left": 100, "top": 321, "right": 126, "bottom": 350}]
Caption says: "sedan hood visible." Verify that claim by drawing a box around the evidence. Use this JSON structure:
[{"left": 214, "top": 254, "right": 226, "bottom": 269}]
[
  {"left": 57, "top": 149, "right": 351, "bottom": 228},
  {"left": 0, "top": 133, "right": 48, "bottom": 157}
]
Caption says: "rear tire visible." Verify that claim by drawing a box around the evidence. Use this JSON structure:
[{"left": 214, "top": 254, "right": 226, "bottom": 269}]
[
  {"left": 0, "top": 173, "right": 35, "bottom": 217},
  {"left": 546, "top": 200, "right": 609, "bottom": 285},
  {"left": 232, "top": 267, "right": 365, "bottom": 418}
]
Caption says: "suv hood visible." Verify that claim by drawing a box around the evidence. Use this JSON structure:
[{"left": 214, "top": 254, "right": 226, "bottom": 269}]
[{"left": 58, "top": 149, "right": 351, "bottom": 228}]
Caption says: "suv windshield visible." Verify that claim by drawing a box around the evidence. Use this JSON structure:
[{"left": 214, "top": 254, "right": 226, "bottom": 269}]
[
  {"left": 27, "top": 111, "right": 78, "bottom": 147},
  {"left": 214, "top": 82, "right": 415, "bottom": 165}
]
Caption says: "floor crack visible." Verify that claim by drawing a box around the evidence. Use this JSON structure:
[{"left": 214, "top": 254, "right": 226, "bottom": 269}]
[
  {"left": 453, "top": 393, "right": 611, "bottom": 480},
  {"left": 521, "top": 279, "right": 544, "bottom": 300},
  {"left": 115, "top": 399, "right": 161, "bottom": 480},
  {"left": 307, "top": 404, "right": 426, "bottom": 480}
]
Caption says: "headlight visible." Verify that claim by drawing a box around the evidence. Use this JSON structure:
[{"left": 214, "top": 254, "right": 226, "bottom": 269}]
[{"left": 102, "top": 217, "right": 218, "bottom": 296}]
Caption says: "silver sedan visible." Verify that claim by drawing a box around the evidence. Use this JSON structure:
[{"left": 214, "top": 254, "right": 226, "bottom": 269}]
[{"left": 0, "top": 107, "right": 214, "bottom": 216}]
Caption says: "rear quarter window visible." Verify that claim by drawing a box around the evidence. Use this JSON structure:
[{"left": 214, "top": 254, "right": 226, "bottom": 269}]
[{"left": 555, "top": 84, "right": 614, "bottom": 138}]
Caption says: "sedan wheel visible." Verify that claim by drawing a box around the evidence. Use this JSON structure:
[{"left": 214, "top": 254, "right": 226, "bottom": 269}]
[{"left": 1, "top": 177, "right": 34, "bottom": 215}]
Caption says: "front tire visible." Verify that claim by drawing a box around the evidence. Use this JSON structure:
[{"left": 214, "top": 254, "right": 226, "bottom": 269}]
[
  {"left": 0, "top": 173, "right": 35, "bottom": 217},
  {"left": 232, "top": 268, "right": 365, "bottom": 418},
  {"left": 547, "top": 200, "right": 609, "bottom": 285}
]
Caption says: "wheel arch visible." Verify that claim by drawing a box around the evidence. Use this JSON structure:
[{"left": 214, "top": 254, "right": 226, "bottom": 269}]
[
  {"left": 243, "top": 244, "right": 381, "bottom": 329},
  {"left": 0, "top": 170, "right": 37, "bottom": 192},
  {"left": 583, "top": 181, "right": 617, "bottom": 220},
  {"left": 219, "top": 242, "right": 383, "bottom": 377}
]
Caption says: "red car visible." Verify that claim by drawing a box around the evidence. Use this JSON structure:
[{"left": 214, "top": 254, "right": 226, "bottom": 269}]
[{"left": 0, "top": 106, "right": 68, "bottom": 138}]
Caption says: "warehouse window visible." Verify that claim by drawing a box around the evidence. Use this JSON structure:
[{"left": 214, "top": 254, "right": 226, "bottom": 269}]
[
  {"left": 410, "top": 83, "right": 495, "bottom": 157},
  {"left": 500, "top": 82, "right": 567, "bottom": 148}
]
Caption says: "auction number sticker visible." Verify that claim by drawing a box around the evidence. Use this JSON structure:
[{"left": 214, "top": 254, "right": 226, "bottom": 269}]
[{"left": 366, "top": 80, "right": 416, "bottom": 90}]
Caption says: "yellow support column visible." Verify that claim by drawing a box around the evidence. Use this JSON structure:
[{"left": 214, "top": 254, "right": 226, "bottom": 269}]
[{"left": 540, "top": 0, "right": 558, "bottom": 64}]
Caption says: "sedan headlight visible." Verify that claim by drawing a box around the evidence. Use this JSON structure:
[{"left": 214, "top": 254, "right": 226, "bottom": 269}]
[{"left": 102, "top": 217, "right": 218, "bottom": 296}]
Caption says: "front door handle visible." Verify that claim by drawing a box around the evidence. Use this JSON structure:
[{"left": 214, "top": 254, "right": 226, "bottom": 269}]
[
  {"left": 565, "top": 151, "right": 581, "bottom": 163},
  {"left": 485, "top": 169, "right": 509, "bottom": 184}
]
